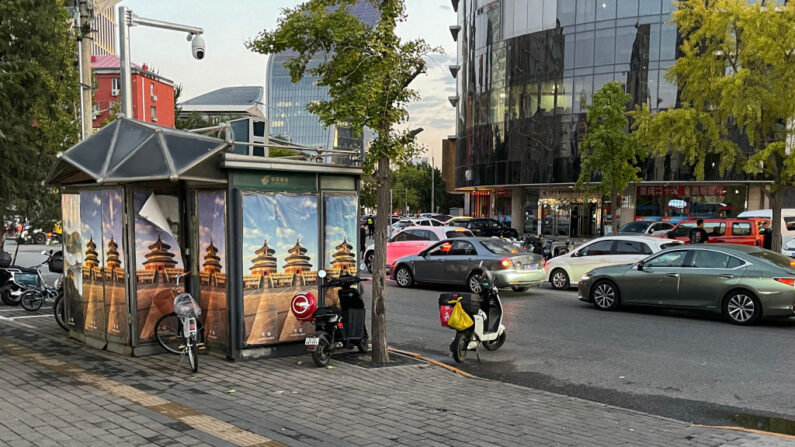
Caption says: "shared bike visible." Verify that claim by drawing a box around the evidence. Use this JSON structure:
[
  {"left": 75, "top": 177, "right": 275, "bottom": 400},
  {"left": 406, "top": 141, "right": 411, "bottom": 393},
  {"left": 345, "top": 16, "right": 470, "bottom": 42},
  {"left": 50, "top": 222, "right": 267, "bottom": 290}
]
[{"left": 153, "top": 273, "right": 204, "bottom": 373}]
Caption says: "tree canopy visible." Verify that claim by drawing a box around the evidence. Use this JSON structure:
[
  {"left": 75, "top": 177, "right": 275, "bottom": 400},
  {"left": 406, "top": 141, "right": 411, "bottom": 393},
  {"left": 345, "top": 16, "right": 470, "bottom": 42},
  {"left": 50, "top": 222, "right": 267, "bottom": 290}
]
[
  {"left": 248, "top": 0, "right": 436, "bottom": 363},
  {"left": 577, "top": 81, "right": 643, "bottom": 233},
  {"left": 0, "top": 0, "right": 79, "bottom": 248},
  {"left": 632, "top": 0, "right": 795, "bottom": 250}
]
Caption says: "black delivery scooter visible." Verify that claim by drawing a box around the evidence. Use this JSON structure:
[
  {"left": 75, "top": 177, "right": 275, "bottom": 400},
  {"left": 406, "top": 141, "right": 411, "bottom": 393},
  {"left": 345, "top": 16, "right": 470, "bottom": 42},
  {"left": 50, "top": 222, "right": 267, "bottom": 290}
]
[{"left": 291, "top": 265, "right": 369, "bottom": 367}]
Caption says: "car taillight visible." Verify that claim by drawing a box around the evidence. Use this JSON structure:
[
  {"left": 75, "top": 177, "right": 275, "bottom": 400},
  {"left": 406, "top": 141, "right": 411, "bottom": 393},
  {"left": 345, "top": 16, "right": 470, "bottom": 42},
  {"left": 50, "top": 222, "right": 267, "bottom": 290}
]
[
  {"left": 47, "top": 232, "right": 53, "bottom": 238},
  {"left": 774, "top": 277, "right": 795, "bottom": 286},
  {"left": 337, "top": 322, "right": 344, "bottom": 329},
  {"left": 190, "top": 323, "right": 195, "bottom": 329},
  {"left": 500, "top": 258, "right": 511, "bottom": 268}
]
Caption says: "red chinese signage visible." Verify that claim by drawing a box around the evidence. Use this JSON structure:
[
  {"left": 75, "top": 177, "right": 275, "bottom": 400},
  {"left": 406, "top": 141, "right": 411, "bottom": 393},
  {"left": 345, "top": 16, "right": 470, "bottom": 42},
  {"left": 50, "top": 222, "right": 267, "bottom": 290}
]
[{"left": 636, "top": 185, "right": 727, "bottom": 197}]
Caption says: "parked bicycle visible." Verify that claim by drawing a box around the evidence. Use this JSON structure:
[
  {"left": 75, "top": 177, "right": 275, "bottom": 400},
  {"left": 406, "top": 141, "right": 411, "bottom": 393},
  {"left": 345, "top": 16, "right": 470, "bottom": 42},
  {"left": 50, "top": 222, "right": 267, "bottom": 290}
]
[
  {"left": 153, "top": 273, "right": 203, "bottom": 373},
  {"left": 12, "top": 250, "right": 62, "bottom": 312}
]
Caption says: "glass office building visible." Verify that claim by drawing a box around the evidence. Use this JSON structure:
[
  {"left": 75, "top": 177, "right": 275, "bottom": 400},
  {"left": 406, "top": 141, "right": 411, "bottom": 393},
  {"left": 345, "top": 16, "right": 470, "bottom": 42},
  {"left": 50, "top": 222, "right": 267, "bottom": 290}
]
[
  {"left": 450, "top": 0, "right": 770, "bottom": 236},
  {"left": 266, "top": 1, "right": 379, "bottom": 153}
]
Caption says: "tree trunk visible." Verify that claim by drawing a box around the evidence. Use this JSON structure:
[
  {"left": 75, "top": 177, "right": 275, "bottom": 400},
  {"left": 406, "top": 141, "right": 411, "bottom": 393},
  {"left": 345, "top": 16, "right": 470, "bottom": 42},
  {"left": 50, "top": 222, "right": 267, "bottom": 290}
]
[
  {"left": 771, "top": 187, "right": 785, "bottom": 253},
  {"left": 610, "top": 188, "right": 619, "bottom": 235},
  {"left": 370, "top": 154, "right": 391, "bottom": 364}
]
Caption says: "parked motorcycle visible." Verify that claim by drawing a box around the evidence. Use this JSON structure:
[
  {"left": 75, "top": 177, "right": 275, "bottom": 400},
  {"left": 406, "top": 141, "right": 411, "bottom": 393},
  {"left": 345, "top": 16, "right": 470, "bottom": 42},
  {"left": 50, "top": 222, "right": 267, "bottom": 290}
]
[
  {"left": 0, "top": 250, "right": 60, "bottom": 306},
  {"left": 523, "top": 235, "right": 572, "bottom": 260},
  {"left": 290, "top": 265, "right": 369, "bottom": 367},
  {"left": 18, "top": 227, "right": 47, "bottom": 245},
  {"left": 439, "top": 262, "right": 506, "bottom": 363}
]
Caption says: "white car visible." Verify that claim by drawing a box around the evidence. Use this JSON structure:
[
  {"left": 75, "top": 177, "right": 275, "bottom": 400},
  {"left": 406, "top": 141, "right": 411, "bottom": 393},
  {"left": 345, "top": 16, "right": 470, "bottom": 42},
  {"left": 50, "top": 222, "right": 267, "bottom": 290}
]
[
  {"left": 388, "top": 217, "right": 445, "bottom": 237},
  {"left": 544, "top": 235, "right": 683, "bottom": 290}
]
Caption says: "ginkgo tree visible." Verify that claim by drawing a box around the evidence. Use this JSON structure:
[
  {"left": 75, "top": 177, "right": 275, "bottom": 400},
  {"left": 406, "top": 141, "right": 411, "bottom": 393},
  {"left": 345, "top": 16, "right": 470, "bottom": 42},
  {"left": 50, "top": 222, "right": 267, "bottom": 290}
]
[
  {"left": 248, "top": 0, "right": 436, "bottom": 363},
  {"left": 632, "top": 0, "right": 795, "bottom": 251}
]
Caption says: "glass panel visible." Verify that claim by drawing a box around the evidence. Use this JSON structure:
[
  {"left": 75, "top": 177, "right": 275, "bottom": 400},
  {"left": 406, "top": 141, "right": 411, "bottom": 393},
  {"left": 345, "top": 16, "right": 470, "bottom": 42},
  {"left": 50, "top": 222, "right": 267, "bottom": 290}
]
[
  {"left": 596, "top": 0, "right": 616, "bottom": 20},
  {"left": 80, "top": 191, "right": 106, "bottom": 340},
  {"left": 732, "top": 222, "right": 752, "bottom": 236},
  {"left": 242, "top": 193, "right": 318, "bottom": 346},
  {"left": 582, "top": 240, "right": 613, "bottom": 256},
  {"left": 198, "top": 191, "right": 228, "bottom": 347},
  {"left": 616, "top": 0, "right": 638, "bottom": 17},
  {"left": 576, "top": 0, "right": 595, "bottom": 23},
  {"left": 646, "top": 250, "right": 687, "bottom": 267},
  {"left": 62, "top": 194, "right": 83, "bottom": 333},
  {"left": 564, "top": 32, "right": 575, "bottom": 69},
  {"left": 558, "top": 0, "right": 577, "bottom": 26},
  {"left": 573, "top": 75, "right": 593, "bottom": 113},
  {"left": 575, "top": 30, "right": 595, "bottom": 68},
  {"left": 593, "top": 73, "right": 615, "bottom": 94},
  {"left": 102, "top": 190, "right": 127, "bottom": 344},
  {"left": 595, "top": 28, "right": 615, "bottom": 66},
  {"left": 615, "top": 26, "right": 636, "bottom": 64},
  {"left": 639, "top": 0, "right": 661, "bottom": 15},
  {"left": 660, "top": 23, "right": 677, "bottom": 60},
  {"left": 649, "top": 23, "right": 661, "bottom": 61},
  {"left": 658, "top": 73, "right": 677, "bottom": 109},
  {"left": 558, "top": 77, "right": 573, "bottom": 113},
  {"left": 112, "top": 138, "right": 168, "bottom": 179},
  {"left": 690, "top": 251, "right": 731, "bottom": 269}
]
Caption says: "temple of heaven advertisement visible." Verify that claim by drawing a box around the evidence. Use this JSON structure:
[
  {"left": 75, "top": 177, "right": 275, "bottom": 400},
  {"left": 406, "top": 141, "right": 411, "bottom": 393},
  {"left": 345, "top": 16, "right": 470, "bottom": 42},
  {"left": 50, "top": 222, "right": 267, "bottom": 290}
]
[{"left": 197, "top": 190, "right": 228, "bottom": 347}]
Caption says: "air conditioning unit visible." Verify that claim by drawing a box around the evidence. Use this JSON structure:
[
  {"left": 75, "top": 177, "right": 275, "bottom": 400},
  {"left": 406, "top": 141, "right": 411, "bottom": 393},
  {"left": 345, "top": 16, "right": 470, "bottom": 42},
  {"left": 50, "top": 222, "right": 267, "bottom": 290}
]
[{"left": 111, "top": 89, "right": 119, "bottom": 96}]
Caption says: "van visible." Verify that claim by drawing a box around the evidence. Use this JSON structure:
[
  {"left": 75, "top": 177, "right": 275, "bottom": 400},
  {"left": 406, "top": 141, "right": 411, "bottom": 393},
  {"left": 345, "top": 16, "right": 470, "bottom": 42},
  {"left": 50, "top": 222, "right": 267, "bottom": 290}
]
[
  {"left": 666, "top": 217, "right": 770, "bottom": 246},
  {"left": 737, "top": 209, "right": 795, "bottom": 249}
]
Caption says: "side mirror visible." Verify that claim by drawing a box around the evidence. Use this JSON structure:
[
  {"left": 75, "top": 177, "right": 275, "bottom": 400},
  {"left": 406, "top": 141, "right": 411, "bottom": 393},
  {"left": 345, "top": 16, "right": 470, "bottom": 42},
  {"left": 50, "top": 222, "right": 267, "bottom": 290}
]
[
  {"left": 387, "top": 237, "right": 393, "bottom": 242},
  {"left": 637, "top": 262, "right": 644, "bottom": 271},
  {"left": 318, "top": 270, "right": 327, "bottom": 278},
  {"left": 41, "top": 250, "right": 47, "bottom": 255}
]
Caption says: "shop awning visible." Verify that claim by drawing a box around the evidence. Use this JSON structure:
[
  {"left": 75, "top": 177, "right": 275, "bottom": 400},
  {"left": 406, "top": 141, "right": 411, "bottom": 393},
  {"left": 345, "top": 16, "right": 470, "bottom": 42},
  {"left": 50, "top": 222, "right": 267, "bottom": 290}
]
[{"left": 47, "top": 117, "right": 229, "bottom": 186}]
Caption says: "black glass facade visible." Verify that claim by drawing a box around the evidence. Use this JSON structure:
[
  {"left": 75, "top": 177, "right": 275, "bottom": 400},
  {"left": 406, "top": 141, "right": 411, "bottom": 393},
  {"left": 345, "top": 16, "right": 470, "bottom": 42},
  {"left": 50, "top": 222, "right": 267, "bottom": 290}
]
[{"left": 453, "top": 0, "right": 758, "bottom": 190}]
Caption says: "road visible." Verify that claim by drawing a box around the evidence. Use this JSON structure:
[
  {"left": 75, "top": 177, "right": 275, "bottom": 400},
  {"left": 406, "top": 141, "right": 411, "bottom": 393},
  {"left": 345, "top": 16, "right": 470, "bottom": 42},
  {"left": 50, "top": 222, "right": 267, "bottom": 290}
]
[{"left": 360, "top": 274, "right": 795, "bottom": 432}]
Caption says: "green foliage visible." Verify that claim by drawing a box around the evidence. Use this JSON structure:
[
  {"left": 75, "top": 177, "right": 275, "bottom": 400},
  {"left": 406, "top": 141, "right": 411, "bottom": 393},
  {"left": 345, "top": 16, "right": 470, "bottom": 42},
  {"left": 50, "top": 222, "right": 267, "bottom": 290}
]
[
  {"left": 630, "top": 0, "right": 795, "bottom": 249},
  {"left": 0, "top": 0, "right": 79, "bottom": 244},
  {"left": 576, "top": 82, "right": 644, "bottom": 229},
  {"left": 247, "top": 0, "right": 437, "bottom": 173},
  {"left": 391, "top": 162, "right": 462, "bottom": 214},
  {"left": 100, "top": 100, "right": 121, "bottom": 127}
]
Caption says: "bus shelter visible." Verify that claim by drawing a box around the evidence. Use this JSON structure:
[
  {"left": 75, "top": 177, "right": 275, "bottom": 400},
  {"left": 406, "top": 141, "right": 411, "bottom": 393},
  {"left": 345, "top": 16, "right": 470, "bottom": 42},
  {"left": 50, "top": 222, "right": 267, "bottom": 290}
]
[{"left": 47, "top": 117, "right": 361, "bottom": 359}]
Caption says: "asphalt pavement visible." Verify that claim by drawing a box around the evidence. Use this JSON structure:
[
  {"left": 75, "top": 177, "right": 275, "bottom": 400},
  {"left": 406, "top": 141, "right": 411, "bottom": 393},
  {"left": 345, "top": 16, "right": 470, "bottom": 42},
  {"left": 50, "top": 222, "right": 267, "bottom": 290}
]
[{"left": 363, "top": 276, "right": 795, "bottom": 433}]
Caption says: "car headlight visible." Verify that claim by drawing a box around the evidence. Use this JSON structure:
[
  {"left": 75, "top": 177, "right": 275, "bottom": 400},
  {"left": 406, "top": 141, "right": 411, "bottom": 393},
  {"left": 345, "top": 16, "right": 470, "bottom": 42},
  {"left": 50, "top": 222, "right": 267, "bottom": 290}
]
[{"left": 581, "top": 271, "right": 594, "bottom": 280}]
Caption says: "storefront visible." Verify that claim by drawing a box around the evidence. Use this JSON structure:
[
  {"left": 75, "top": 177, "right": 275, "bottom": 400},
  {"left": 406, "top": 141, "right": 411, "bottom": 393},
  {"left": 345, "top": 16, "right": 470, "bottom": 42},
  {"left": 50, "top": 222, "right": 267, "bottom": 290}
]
[
  {"left": 47, "top": 117, "right": 360, "bottom": 360},
  {"left": 634, "top": 184, "right": 749, "bottom": 222}
]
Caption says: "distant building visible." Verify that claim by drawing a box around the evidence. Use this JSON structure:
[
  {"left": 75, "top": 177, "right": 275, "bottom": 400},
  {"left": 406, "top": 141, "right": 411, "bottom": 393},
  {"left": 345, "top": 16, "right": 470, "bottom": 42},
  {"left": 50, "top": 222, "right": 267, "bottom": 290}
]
[
  {"left": 91, "top": 54, "right": 175, "bottom": 128},
  {"left": 178, "top": 86, "right": 265, "bottom": 125},
  {"left": 91, "top": 1, "right": 119, "bottom": 56},
  {"left": 265, "top": 0, "right": 378, "bottom": 151}
]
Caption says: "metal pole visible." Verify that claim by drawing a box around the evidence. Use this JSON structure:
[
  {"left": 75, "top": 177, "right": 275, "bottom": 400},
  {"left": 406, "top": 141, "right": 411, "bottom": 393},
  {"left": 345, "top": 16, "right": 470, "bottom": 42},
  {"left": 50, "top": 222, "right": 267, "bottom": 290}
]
[
  {"left": 430, "top": 156, "right": 435, "bottom": 213},
  {"left": 76, "top": 40, "right": 85, "bottom": 140},
  {"left": 118, "top": 6, "right": 133, "bottom": 118}
]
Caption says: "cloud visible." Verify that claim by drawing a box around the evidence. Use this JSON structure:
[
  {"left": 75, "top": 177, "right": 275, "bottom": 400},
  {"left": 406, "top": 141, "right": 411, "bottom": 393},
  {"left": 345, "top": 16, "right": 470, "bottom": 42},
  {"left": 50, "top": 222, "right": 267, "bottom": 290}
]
[
  {"left": 276, "top": 227, "right": 297, "bottom": 240},
  {"left": 92, "top": 195, "right": 102, "bottom": 206}
]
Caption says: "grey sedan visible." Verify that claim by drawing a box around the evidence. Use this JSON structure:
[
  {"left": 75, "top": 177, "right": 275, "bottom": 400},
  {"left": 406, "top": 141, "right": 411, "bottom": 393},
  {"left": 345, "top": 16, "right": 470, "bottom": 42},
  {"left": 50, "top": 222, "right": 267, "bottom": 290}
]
[{"left": 390, "top": 237, "right": 545, "bottom": 292}]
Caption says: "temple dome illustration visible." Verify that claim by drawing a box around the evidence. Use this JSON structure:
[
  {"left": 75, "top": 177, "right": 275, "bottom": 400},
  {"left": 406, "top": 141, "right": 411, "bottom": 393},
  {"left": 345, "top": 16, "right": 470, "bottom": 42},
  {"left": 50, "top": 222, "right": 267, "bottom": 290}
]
[
  {"left": 284, "top": 238, "right": 312, "bottom": 275},
  {"left": 250, "top": 239, "right": 277, "bottom": 276},
  {"left": 202, "top": 238, "right": 222, "bottom": 273},
  {"left": 331, "top": 235, "right": 355, "bottom": 273},
  {"left": 85, "top": 237, "right": 100, "bottom": 268},
  {"left": 142, "top": 235, "right": 178, "bottom": 271},
  {"left": 106, "top": 238, "right": 121, "bottom": 270}
]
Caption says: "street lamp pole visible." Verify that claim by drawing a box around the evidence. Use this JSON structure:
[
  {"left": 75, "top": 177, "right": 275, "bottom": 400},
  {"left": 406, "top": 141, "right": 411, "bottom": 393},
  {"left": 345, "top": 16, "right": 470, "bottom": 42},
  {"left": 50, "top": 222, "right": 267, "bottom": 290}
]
[
  {"left": 430, "top": 155, "right": 435, "bottom": 214},
  {"left": 118, "top": 6, "right": 204, "bottom": 118}
]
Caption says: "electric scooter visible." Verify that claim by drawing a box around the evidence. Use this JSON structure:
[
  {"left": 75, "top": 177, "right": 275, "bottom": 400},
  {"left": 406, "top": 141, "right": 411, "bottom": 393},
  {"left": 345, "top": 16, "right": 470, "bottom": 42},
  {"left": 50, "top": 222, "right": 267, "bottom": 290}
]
[
  {"left": 290, "top": 264, "right": 369, "bottom": 367},
  {"left": 439, "top": 262, "right": 506, "bottom": 363}
]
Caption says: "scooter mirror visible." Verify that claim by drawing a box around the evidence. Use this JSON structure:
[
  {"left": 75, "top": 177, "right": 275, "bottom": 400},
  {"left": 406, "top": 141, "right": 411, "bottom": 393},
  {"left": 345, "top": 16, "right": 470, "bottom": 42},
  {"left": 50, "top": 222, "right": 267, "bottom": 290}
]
[
  {"left": 359, "top": 262, "right": 367, "bottom": 271},
  {"left": 41, "top": 250, "right": 47, "bottom": 255},
  {"left": 318, "top": 270, "right": 327, "bottom": 278}
]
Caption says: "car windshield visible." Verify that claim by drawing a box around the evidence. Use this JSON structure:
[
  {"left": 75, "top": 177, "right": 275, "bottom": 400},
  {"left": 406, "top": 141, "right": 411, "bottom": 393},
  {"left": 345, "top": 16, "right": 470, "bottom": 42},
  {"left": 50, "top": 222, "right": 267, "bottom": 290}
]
[
  {"left": 480, "top": 239, "right": 514, "bottom": 255},
  {"left": 747, "top": 250, "right": 795, "bottom": 269},
  {"left": 619, "top": 221, "right": 651, "bottom": 233}
]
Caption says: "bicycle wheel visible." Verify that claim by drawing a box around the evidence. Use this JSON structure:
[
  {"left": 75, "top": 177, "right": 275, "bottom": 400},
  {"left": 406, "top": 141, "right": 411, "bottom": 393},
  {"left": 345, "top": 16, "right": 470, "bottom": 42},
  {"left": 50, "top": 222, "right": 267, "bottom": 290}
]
[
  {"left": 21, "top": 290, "right": 43, "bottom": 311},
  {"left": 53, "top": 293, "right": 68, "bottom": 331},
  {"left": 187, "top": 335, "right": 199, "bottom": 373},
  {"left": 154, "top": 313, "right": 184, "bottom": 355}
]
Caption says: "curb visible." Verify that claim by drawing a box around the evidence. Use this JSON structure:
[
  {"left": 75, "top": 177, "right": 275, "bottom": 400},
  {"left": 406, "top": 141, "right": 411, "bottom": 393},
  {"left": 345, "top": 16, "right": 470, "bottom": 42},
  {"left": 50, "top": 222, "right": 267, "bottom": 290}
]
[
  {"left": 695, "top": 424, "right": 795, "bottom": 440},
  {"left": 388, "top": 347, "right": 473, "bottom": 378}
]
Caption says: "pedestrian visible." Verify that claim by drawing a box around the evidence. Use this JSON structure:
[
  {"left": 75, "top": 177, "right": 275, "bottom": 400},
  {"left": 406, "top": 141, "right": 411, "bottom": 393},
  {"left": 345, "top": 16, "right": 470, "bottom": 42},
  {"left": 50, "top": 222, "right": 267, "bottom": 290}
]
[
  {"left": 367, "top": 216, "right": 374, "bottom": 237},
  {"left": 688, "top": 218, "right": 709, "bottom": 244},
  {"left": 359, "top": 224, "right": 366, "bottom": 256}
]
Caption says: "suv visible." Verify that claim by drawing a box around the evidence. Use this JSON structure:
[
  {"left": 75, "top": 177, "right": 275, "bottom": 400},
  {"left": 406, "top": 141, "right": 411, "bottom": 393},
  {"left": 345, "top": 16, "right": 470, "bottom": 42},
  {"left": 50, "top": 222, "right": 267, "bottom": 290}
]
[
  {"left": 364, "top": 226, "right": 475, "bottom": 273},
  {"left": 458, "top": 218, "right": 519, "bottom": 238},
  {"left": 665, "top": 217, "right": 770, "bottom": 246}
]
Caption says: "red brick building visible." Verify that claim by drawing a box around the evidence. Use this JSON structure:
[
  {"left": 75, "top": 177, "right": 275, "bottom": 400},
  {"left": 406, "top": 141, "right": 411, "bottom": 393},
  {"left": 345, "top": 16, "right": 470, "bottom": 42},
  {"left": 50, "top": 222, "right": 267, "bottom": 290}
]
[{"left": 91, "top": 54, "right": 175, "bottom": 128}]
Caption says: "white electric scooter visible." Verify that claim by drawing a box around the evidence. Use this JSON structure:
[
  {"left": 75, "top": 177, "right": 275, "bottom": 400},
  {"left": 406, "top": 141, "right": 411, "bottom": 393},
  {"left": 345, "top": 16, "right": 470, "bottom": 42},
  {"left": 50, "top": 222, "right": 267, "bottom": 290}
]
[{"left": 440, "top": 262, "right": 506, "bottom": 363}]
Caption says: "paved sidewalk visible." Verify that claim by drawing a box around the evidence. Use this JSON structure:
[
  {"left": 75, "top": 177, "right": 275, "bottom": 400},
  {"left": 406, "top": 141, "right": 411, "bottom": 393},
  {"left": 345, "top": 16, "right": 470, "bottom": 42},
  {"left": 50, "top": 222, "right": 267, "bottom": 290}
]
[{"left": 0, "top": 317, "right": 793, "bottom": 447}]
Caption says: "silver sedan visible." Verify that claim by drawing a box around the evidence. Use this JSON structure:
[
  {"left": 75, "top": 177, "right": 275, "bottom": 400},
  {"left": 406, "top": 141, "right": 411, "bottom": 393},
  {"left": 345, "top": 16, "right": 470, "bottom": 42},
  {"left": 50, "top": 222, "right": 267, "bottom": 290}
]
[{"left": 390, "top": 237, "right": 545, "bottom": 293}]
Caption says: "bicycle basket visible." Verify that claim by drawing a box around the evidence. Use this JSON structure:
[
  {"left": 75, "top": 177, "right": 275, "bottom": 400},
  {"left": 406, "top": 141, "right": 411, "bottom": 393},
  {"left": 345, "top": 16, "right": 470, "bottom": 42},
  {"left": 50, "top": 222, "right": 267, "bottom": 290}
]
[{"left": 173, "top": 293, "right": 201, "bottom": 318}]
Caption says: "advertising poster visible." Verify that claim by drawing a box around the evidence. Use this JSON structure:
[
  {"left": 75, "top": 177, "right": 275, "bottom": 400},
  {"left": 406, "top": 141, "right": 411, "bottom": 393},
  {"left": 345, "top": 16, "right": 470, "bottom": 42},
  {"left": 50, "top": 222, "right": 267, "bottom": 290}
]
[
  {"left": 62, "top": 194, "right": 84, "bottom": 332},
  {"left": 323, "top": 195, "right": 358, "bottom": 307},
  {"left": 197, "top": 191, "right": 227, "bottom": 347},
  {"left": 80, "top": 191, "right": 105, "bottom": 337},
  {"left": 133, "top": 191, "right": 184, "bottom": 342},
  {"left": 102, "top": 190, "right": 127, "bottom": 343},
  {"left": 242, "top": 192, "right": 318, "bottom": 346}
]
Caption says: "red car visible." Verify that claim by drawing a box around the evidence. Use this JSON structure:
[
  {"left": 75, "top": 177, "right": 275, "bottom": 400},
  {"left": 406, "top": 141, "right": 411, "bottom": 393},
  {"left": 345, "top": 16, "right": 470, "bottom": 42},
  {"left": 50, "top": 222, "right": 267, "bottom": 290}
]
[
  {"left": 364, "top": 226, "right": 474, "bottom": 273},
  {"left": 665, "top": 217, "right": 770, "bottom": 246}
]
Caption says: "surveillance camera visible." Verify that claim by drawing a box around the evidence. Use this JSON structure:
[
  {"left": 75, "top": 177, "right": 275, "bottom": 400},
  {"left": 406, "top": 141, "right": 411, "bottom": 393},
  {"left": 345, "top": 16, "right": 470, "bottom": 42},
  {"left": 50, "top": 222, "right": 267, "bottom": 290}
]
[{"left": 191, "top": 34, "right": 205, "bottom": 60}]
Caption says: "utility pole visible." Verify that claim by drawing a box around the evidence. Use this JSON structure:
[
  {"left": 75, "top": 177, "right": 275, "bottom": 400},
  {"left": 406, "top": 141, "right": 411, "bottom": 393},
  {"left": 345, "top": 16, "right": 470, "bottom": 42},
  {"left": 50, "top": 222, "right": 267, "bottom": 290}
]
[
  {"left": 75, "top": 0, "right": 95, "bottom": 139},
  {"left": 430, "top": 155, "right": 435, "bottom": 214}
]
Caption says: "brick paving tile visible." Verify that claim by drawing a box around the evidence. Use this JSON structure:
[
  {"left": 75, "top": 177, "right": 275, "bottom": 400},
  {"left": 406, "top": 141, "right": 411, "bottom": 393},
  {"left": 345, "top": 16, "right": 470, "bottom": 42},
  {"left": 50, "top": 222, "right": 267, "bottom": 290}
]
[{"left": 2, "top": 318, "right": 795, "bottom": 446}]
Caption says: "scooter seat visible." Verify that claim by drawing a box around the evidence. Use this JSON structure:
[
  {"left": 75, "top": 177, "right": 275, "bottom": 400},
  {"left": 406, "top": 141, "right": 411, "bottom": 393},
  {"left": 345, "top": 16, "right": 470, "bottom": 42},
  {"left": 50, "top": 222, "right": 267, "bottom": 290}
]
[{"left": 313, "top": 306, "right": 341, "bottom": 318}]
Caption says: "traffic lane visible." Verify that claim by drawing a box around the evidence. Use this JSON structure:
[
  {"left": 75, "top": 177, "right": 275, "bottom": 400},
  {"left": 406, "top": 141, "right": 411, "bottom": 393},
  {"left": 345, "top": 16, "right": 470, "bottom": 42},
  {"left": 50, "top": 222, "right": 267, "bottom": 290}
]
[
  {"left": 361, "top": 278, "right": 795, "bottom": 422},
  {"left": 4, "top": 243, "right": 60, "bottom": 285}
]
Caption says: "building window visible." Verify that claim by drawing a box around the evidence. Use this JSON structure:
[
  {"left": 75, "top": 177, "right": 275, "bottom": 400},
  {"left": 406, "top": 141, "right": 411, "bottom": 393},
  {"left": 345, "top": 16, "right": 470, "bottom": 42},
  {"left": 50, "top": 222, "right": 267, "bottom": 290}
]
[
  {"left": 111, "top": 78, "right": 120, "bottom": 96},
  {"left": 150, "top": 106, "right": 157, "bottom": 122}
]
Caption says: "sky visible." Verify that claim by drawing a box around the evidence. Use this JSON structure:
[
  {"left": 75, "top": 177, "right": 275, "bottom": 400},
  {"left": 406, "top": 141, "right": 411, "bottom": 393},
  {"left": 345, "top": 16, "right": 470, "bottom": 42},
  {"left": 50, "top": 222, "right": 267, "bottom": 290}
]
[{"left": 116, "top": 0, "right": 458, "bottom": 165}]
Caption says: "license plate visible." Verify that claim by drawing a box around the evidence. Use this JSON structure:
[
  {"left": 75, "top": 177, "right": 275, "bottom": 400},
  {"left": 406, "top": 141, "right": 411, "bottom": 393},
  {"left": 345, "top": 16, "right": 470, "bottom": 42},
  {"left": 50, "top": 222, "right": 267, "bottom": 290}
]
[
  {"left": 525, "top": 264, "right": 538, "bottom": 270},
  {"left": 305, "top": 337, "right": 319, "bottom": 346}
]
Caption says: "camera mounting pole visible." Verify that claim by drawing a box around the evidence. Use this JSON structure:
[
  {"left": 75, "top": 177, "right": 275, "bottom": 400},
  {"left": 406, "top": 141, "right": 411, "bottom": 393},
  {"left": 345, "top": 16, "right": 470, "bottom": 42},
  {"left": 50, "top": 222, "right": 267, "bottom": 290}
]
[{"left": 118, "top": 6, "right": 204, "bottom": 119}]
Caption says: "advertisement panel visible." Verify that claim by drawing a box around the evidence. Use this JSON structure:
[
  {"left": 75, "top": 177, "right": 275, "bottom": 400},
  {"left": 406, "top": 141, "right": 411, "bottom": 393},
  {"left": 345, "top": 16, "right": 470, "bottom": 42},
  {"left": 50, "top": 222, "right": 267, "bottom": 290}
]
[
  {"left": 102, "top": 190, "right": 127, "bottom": 343},
  {"left": 241, "top": 192, "right": 318, "bottom": 346},
  {"left": 62, "top": 194, "right": 84, "bottom": 332},
  {"left": 323, "top": 194, "right": 358, "bottom": 307},
  {"left": 197, "top": 191, "right": 228, "bottom": 347}
]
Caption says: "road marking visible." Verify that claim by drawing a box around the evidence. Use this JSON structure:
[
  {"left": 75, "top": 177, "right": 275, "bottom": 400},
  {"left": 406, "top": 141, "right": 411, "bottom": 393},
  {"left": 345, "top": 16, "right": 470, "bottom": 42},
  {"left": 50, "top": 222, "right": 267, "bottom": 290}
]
[
  {"left": 695, "top": 425, "right": 795, "bottom": 440},
  {"left": 8, "top": 314, "right": 54, "bottom": 319},
  {"left": 0, "top": 314, "right": 34, "bottom": 328},
  {"left": 0, "top": 337, "right": 286, "bottom": 447}
]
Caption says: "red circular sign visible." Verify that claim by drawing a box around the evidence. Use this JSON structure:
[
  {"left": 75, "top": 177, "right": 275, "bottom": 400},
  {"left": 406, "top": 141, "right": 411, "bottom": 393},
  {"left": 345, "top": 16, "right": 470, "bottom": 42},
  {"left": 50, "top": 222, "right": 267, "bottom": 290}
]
[{"left": 290, "top": 290, "right": 317, "bottom": 321}]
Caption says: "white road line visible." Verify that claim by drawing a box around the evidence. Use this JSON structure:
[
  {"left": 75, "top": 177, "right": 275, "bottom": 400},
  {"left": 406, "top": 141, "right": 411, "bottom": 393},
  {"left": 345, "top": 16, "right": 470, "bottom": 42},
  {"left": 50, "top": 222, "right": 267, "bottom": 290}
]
[
  {"left": 10, "top": 314, "right": 53, "bottom": 319},
  {"left": 0, "top": 315, "right": 34, "bottom": 328}
]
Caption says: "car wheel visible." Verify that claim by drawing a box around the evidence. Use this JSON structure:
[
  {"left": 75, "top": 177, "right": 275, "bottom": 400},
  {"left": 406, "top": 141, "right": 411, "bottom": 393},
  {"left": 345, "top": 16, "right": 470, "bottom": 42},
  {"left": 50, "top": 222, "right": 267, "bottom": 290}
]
[
  {"left": 591, "top": 280, "right": 620, "bottom": 311},
  {"left": 511, "top": 286, "right": 529, "bottom": 292},
  {"left": 365, "top": 251, "right": 373, "bottom": 273},
  {"left": 550, "top": 269, "right": 569, "bottom": 290},
  {"left": 723, "top": 290, "right": 762, "bottom": 325},
  {"left": 467, "top": 272, "right": 483, "bottom": 294},
  {"left": 394, "top": 265, "right": 413, "bottom": 288}
]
